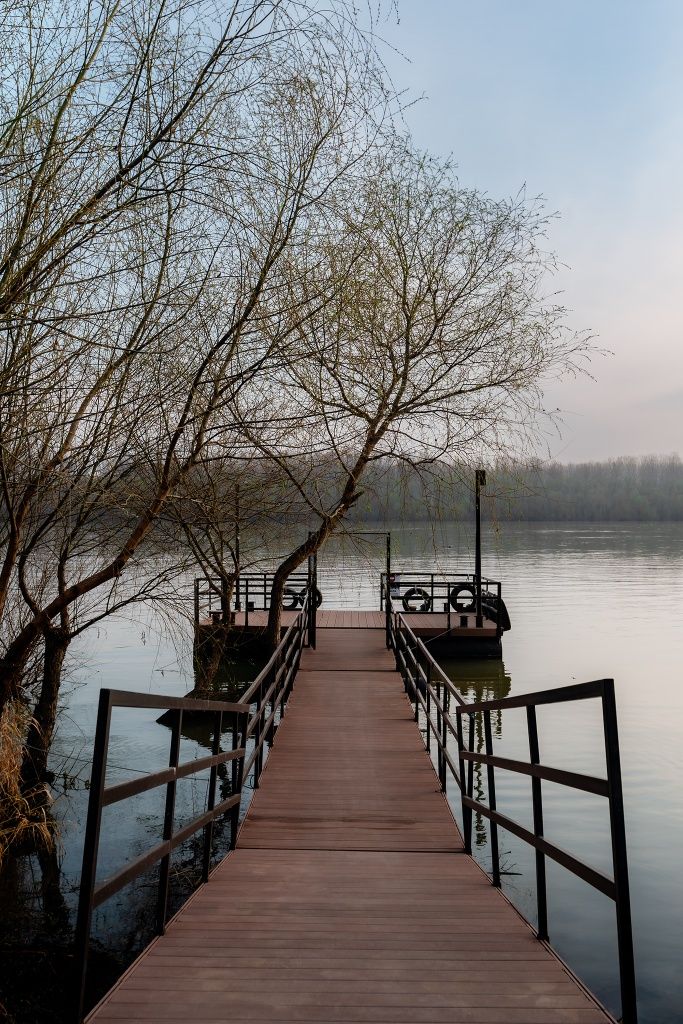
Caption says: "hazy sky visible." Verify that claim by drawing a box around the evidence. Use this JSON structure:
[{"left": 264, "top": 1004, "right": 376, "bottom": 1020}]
[{"left": 378, "top": 1, "right": 683, "bottom": 462}]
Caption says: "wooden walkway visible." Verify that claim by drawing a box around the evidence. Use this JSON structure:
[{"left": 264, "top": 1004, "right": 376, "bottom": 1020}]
[{"left": 88, "top": 629, "right": 612, "bottom": 1023}]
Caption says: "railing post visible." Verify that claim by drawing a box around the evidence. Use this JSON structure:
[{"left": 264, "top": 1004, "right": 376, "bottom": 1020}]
[
  {"left": 385, "top": 582, "right": 392, "bottom": 649},
  {"left": 253, "top": 681, "right": 262, "bottom": 788},
  {"left": 456, "top": 709, "right": 473, "bottom": 854},
  {"left": 466, "top": 715, "right": 475, "bottom": 849},
  {"left": 425, "top": 662, "right": 431, "bottom": 753},
  {"left": 602, "top": 680, "right": 638, "bottom": 1024},
  {"left": 194, "top": 579, "right": 200, "bottom": 624},
  {"left": 156, "top": 708, "right": 182, "bottom": 934},
  {"left": 306, "top": 553, "right": 312, "bottom": 648},
  {"left": 312, "top": 552, "right": 317, "bottom": 649},
  {"left": 483, "top": 710, "right": 500, "bottom": 887},
  {"left": 202, "top": 710, "right": 223, "bottom": 883},
  {"left": 266, "top": 659, "right": 277, "bottom": 744},
  {"left": 436, "top": 672, "right": 443, "bottom": 784},
  {"left": 440, "top": 692, "right": 448, "bottom": 792},
  {"left": 527, "top": 705, "right": 548, "bottom": 941},
  {"left": 230, "top": 710, "right": 247, "bottom": 849},
  {"left": 413, "top": 645, "right": 419, "bottom": 723},
  {"left": 279, "top": 638, "right": 288, "bottom": 720},
  {"left": 74, "top": 689, "right": 113, "bottom": 1024}
]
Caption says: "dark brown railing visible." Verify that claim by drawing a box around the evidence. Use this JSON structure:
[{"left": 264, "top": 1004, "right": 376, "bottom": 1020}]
[
  {"left": 74, "top": 599, "right": 309, "bottom": 1022},
  {"left": 240, "top": 592, "right": 309, "bottom": 788},
  {"left": 380, "top": 571, "right": 507, "bottom": 636},
  {"left": 388, "top": 597, "right": 637, "bottom": 1024},
  {"left": 194, "top": 572, "right": 312, "bottom": 623}
]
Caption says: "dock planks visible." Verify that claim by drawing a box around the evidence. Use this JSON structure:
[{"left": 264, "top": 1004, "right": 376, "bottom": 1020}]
[
  {"left": 202, "top": 610, "right": 496, "bottom": 634},
  {"left": 88, "top": 629, "right": 613, "bottom": 1023}
]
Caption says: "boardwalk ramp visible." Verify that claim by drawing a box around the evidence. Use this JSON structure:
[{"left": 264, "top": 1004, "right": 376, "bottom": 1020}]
[{"left": 88, "top": 628, "right": 612, "bottom": 1023}]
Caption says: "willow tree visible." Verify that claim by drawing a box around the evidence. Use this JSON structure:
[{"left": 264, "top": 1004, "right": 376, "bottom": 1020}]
[
  {"left": 261, "top": 144, "right": 590, "bottom": 646},
  {"left": 0, "top": 0, "right": 389, "bottom": 811}
]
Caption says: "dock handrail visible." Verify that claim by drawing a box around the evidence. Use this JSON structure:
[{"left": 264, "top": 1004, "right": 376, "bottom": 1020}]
[
  {"left": 74, "top": 598, "right": 309, "bottom": 1022},
  {"left": 387, "top": 596, "right": 637, "bottom": 1024},
  {"left": 241, "top": 593, "right": 309, "bottom": 788},
  {"left": 381, "top": 571, "right": 505, "bottom": 636},
  {"left": 194, "top": 572, "right": 310, "bottom": 621}
]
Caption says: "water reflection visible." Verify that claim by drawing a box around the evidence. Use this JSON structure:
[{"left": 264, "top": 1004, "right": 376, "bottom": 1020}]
[{"left": 440, "top": 659, "right": 511, "bottom": 849}]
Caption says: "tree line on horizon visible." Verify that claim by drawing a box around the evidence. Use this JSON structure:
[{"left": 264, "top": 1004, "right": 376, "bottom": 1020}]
[{"left": 347, "top": 454, "right": 683, "bottom": 523}]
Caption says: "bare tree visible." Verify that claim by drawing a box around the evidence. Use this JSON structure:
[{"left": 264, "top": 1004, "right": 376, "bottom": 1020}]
[
  {"left": 0, "top": 0, "right": 389, "bottom": 799},
  {"left": 256, "top": 144, "right": 591, "bottom": 645}
]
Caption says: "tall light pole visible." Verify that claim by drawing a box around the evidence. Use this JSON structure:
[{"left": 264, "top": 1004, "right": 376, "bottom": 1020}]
[
  {"left": 475, "top": 469, "right": 486, "bottom": 628},
  {"left": 234, "top": 482, "right": 241, "bottom": 611}
]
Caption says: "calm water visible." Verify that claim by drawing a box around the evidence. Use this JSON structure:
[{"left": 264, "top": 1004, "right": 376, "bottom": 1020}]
[{"left": 5, "top": 522, "right": 683, "bottom": 1023}]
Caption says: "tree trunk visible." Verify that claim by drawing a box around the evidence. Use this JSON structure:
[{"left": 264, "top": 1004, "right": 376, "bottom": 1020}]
[
  {"left": 0, "top": 485, "right": 173, "bottom": 721},
  {"left": 194, "top": 626, "right": 225, "bottom": 691},
  {"left": 0, "top": 652, "right": 32, "bottom": 721},
  {"left": 265, "top": 521, "right": 334, "bottom": 651},
  {"left": 264, "top": 430, "right": 381, "bottom": 651},
  {"left": 20, "top": 627, "right": 70, "bottom": 796}
]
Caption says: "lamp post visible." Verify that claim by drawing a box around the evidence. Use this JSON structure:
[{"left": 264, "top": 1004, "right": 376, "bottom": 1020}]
[
  {"left": 475, "top": 469, "right": 486, "bottom": 628},
  {"left": 234, "top": 482, "right": 241, "bottom": 611}
]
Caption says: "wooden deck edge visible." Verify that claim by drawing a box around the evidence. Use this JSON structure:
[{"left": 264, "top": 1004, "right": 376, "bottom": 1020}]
[{"left": 83, "top": 850, "right": 234, "bottom": 1021}]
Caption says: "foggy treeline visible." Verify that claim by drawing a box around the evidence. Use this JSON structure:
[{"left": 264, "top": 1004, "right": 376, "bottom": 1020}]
[{"left": 349, "top": 455, "right": 683, "bottom": 522}]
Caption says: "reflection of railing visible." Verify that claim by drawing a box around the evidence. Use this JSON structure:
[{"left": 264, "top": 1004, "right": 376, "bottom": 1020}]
[
  {"left": 75, "top": 602, "right": 308, "bottom": 1022},
  {"left": 387, "top": 597, "right": 637, "bottom": 1024}
]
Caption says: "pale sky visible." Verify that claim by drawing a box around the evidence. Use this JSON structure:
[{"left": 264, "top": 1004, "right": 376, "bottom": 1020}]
[{"left": 378, "top": 0, "right": 683, "bottom": 461}]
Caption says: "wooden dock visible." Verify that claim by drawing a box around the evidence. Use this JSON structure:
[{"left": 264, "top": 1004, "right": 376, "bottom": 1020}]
[{"left": 87, "top": 627, "right": 613, "bottom": 1023}]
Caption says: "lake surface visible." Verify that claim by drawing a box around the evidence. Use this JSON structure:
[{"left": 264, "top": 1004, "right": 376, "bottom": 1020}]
[{"left": 3, "top": 521, "right": 683, "bottom": 1023}]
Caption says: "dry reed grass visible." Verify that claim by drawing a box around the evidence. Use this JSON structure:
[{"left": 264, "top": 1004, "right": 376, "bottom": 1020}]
[{"left": 0, "top": 702, "right": 55, "bottom": 864}]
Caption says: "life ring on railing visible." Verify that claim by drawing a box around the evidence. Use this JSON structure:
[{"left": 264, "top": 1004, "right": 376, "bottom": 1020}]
[
  {"left": 449, "top": 583, "right": 476, "bottom": 612},
  {"left": 402, "top": 587, "right": 432, "bottom": 612},
  {"left": 283, "top": 586, "right": 323, "bottom": 610},
  {"left": 282, "top": 587, "right": 300, "bottom": 610},
  {"left": 298, "top": 586, "right": 323, "bottom": 608}
]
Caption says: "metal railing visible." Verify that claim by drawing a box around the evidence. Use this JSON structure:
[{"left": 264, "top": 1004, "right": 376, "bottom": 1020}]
[
  {"left": 194, "top": 572, "right": 312, "bottom": 624},
  {"left": 380, "top": 571, "right": 506, "bottom": 634},
  {"left": 241, "top": 593, "right": 309, "bottom": 788},
  {"left": 388, "top": 597, "right": 637, "bottom": 1024},
  {"left": 74, "top": 600, "right": 309, "bottom": 1022}
]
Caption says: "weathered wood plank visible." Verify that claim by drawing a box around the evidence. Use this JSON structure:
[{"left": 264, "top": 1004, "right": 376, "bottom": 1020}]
[{"left": 87, "top": 629, "right": 613, "bottom": 1024}]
